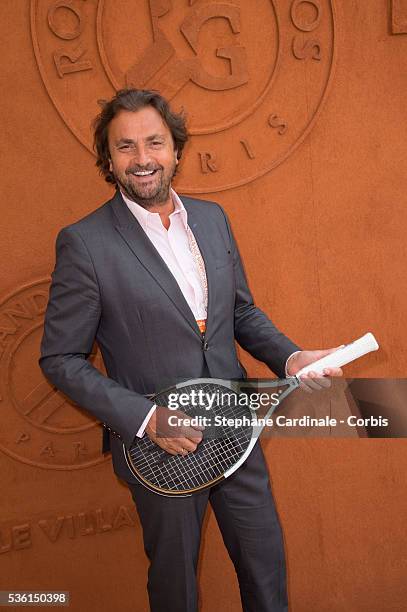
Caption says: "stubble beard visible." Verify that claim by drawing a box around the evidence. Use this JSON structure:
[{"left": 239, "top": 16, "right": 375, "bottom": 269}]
[{"left": 114, "top": 161, "right": 177, "bottom": 209}]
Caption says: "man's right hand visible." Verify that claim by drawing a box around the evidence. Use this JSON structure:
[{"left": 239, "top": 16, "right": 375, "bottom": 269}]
[{"left": 145, "top": 406, "right": 204, "bottom": 456}]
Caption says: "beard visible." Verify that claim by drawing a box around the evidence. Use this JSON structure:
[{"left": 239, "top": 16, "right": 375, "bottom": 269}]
[{"left": 113, "top": 160, "right": 177, "bottom": 209}]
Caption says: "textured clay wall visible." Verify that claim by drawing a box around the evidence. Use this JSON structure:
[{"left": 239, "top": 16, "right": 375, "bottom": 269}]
[{"left": 0, "top": 1, "right": 406, "bottom": 611}]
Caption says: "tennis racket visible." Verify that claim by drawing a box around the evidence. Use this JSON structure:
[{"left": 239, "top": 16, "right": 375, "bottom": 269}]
[
  {"left": 123, "top": 332, "right": 379, "bottom": 497},
  {"left": 123, "top": 377, "right": 298, "bottom": 497}
]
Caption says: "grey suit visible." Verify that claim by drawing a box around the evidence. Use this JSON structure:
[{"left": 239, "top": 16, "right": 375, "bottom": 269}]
[
  {"left": 40, "top": 190, "right": 298, "bottom": 479},
  {"left": 39, "top": 190, "right": 299, "bottom": 610}
]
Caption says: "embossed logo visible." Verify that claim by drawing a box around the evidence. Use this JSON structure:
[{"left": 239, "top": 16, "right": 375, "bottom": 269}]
[
  {"left": 0, "top": 280, "right": 108, "bottom": 469},
  {"left": 31, "top": 0, "right": 336, "bottom": 192}
]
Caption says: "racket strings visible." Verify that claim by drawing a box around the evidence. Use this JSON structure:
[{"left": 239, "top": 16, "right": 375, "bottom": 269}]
[{"left": 128, "top": 383, "right": 253, "bottom": 492}]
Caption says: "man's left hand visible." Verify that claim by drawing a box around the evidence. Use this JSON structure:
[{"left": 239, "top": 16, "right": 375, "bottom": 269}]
[{"left": 286, "top": 348, "right": 343, "bottom": 392}]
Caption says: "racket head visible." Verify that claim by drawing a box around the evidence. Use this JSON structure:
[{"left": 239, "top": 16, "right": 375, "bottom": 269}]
[
  {"left": 124, "top": 378, "right": 255, "bottom": 496},
  {"left": 124, "top": 377, "right": 299, "bottom": 496}
]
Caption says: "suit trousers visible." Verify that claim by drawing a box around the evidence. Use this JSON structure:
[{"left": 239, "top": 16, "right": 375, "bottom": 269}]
[{"left": 126, "top": 442, "right": 288, "bottom": 612}]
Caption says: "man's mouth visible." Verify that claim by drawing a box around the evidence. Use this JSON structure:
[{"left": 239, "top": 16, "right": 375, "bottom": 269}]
[{"left": 128, "top": 168, "right": 160, "bottom": 178}]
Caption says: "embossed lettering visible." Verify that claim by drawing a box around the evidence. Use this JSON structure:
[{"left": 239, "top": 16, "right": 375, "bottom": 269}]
[
  {"left": 0, "top": 507, "right": 137, "bottom": 554},
  {"left": 391, "top": 0, "right": 407, "bottom": 34},
  {"left": 126, "top": 1, "right": 248, "bottom": 99},
  {"left": 16, "top": 433, "right": 30, "bottom": 444},
  {"left": 240, "top": 140, "right": 255, "bottom": 159},
  {"left": 73, "top": 441, "right": 87, "bottom": 459},
  {"left": 12, "top": 524, "right": 32, "bottom": 550},
  {"left": 268, "top": 114, "right": 288, "bottom": 135},
  {"left": 65, "top": 515, "right": 75, "bottom": 539},
  {"left": 0, "top": 525, "right": 32, "bottom": 552},
  {"left": 291, "top": 0, "right": 322, "bottom": 32},
  {"left": 95, "top": 509, "right": 113, "bottom": 533},
  {"left": 54, "top": 45, "right": 92, "bottom": 78},
  {"left": 30, "top": 0, "right": 335, "bottom": 193},
  {"left": 191, "top": 46, "right": 248, "bottom": 91},
  {"left": 27, "top": 292, "right": 48, "bottom": 315},
  {"left": 199, "top": 152, "right": 218, "bottom": 173},
  {"left": 0, "top": 325, "right": 16, "bottom": 351},
  {"left": 78, "top": 512, "right": 95, "bottom": 536},
  {"left": 38, "top": 517, "right": 64, "bottom": 542},
  {"left": 2, "top": 301, "right": 35, "bottom": 327},
  {"left": 0, "top": 295, "right": 47, "bottom": 354},
  {"left": 113, "top": 506, "right": 135, "bottom": 529},
  {"left": 48, "top": 0, "right": 83, "bottom": 40},
  {"left": 126, "top": 0, "right": 183, "bottom": 93},
  {"left": 40, "top": 441, "right": 56, "bottom": 457},
  {"left": 292, "top": 36, "right": 321, "bottom": 60},
  {"left": 0, "top": 281, "right": 105, "bottom": 469},
  {"left": 181, "top": 4, "right": 248, "bottom": 90}
]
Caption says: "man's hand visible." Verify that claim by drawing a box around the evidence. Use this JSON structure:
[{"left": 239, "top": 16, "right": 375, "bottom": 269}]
[
  {"left": 286, "top": 348, "right": 343, "bottom": 392},
  {"left": 145, "top": 406, "right": 204, "bottom": 455}
]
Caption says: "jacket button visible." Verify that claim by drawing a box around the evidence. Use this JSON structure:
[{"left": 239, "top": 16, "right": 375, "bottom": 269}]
[{"left": 203, "top": 341, "right": 209, "bottom": 351}]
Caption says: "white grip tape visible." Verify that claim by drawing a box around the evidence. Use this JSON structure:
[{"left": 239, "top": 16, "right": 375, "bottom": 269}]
[{"left": 296, "top": 332, "right": 379, "bottom": 378}]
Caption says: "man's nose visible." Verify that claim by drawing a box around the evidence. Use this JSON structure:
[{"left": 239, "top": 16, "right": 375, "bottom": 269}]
[{"left": 132, "top": 146, "right": 151, "bottom": 166}]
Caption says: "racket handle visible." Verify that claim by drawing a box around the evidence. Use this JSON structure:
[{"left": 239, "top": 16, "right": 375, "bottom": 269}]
[{"left": 295, "top": 332, "right": 379, "bottom": 378}]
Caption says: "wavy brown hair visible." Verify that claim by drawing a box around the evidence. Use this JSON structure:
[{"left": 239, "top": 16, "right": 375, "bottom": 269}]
[{"left": 93, "top": 89, "right": 188, "bottom": 184}]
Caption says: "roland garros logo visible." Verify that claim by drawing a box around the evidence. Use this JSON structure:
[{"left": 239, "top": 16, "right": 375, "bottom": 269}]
[
  {"left": 0, "top": 280, "right": 108, "bottom": 470},
  {"left": 31, "top": 0, "right": 335, "bottom": 193}
]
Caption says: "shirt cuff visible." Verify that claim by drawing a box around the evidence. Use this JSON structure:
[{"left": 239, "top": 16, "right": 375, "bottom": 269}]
[
  {"left": 285, "top": 351, "right": 302, "bottom": 377},
  {"left": 136, "top": 404, "right": 157, "bottom": 438}
]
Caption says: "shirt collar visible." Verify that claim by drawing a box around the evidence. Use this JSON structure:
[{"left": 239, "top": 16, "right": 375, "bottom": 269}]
[{"left": 121, "top": 188, "right": 188, "bottom": 230}]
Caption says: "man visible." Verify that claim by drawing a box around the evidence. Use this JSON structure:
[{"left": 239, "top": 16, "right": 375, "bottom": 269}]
[{"left": 39, "top": 89, "right": 342, "bottom": 612}]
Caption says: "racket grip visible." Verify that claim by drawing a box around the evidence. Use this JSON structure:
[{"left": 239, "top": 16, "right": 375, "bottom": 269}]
[{"left": 295, "top": 332, "right": 379, "bottom": 378}]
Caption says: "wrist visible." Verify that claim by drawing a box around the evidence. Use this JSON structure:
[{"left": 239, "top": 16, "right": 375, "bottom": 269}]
[
  {"left": 145, "top": 410, "right": 157, "bottom": 436},
  {"left": 286, "top": 350, "right": 302, "bottom": 376}
]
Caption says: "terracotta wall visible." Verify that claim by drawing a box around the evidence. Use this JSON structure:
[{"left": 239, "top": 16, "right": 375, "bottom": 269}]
[{"left": 0, "top": 1, "right": 406, "bottom": 610}]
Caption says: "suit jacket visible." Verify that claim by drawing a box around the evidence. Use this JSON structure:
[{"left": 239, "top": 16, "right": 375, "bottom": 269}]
[{"left": 39, "top": 191, "right": 299, "bottom": 482}]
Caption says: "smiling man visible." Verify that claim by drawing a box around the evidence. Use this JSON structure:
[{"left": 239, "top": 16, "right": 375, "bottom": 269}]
[
  {"left": 40, "top": 89, "right": 342, "bottom": 612},
  {"left": 107, "top": 105, "right": 178, "bottom": 210}
]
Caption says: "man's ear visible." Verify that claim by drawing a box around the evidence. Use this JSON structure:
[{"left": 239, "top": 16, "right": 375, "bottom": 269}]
[
  {"left": 109, "top": 159, "right": 113, "bottom": 172},
  {"left": 174, "top": 149, "right": 179, "bottom": 165}
]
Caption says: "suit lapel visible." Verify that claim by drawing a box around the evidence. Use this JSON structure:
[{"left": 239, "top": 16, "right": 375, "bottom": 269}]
[{"left": 110, "top": 191, "right": 202, "bottom": 339}]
